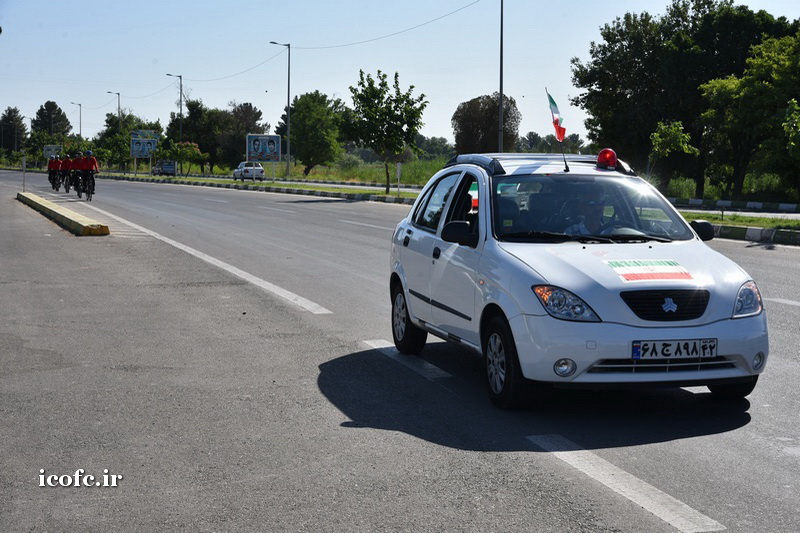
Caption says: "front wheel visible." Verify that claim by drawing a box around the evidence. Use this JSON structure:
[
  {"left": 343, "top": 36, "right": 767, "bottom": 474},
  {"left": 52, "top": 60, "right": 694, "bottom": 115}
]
[
  {"left": 483, "top": 316, "right": 527, "bottom": 409},
  {"left": 391, "top": 284, "right": 427, "bottom": 354},
  {"left": 708, "top": 376, "right": 758, "bottom": 399}
]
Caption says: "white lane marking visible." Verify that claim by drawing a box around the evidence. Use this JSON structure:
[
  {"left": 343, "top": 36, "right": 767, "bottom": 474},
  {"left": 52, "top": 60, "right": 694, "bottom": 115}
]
[
  {"left": 363, "top": 339, "right": 453, "bottom": 382},
  {"left": 204, "top": 198, "right": 228, "bottom": 203},
  {"left": 257, "top": 205, "right": 296, "bottom": 214},
  {"left": 765, "top": 297, "right": 800, "bottom": 307},
  {"left": 80, "top": 203, "right": 332, "bottom": 315},
  {"left": 527, "top": 435, "right": 726, "bottom": 533},
  {"left": 339, "top": 220, "right": 395, "bottom": 231}
]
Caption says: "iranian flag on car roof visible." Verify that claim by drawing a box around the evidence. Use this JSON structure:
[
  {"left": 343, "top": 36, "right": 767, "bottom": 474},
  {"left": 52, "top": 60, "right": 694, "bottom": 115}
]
[{"left": 546, "top": 89, "right": 567, "bottom": 143}]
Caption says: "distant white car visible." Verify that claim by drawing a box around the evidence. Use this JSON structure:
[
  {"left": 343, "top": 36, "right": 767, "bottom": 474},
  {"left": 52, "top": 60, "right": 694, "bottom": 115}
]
[
  {"left": 233, "top": 161, "right": 264, "bottom": 181},
  {"left": 390, "top": 150, "right": 768, "bottom": 408}
]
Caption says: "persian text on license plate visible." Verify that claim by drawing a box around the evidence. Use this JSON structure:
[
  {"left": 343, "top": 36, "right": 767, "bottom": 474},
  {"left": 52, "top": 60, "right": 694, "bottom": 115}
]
[{"left": 631, "top": 339, "right": 717, "bottom": 359}]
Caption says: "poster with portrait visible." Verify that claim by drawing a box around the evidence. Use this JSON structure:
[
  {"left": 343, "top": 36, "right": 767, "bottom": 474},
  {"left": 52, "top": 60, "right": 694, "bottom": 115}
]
[
  {"left": 130, "top": 138, "right": 157, "bottom": 158},
  {"left": 246, "top": 134, "right": 280, "bottom": 163},
  {"left": 43, "top": 145, "right": 62, "bottom": 159}
]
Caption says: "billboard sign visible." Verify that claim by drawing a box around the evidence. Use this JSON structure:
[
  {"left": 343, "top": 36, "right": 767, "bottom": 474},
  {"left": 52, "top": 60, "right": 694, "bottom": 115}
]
[
  {"left": 43, "top": 145, "right": 62, "bottom": 159},
  {"left": 130, "top": 138, "right": 157, "bottom": 158},
  {"left": 246, "top": 134, "right": 280, "bottom": 162}
]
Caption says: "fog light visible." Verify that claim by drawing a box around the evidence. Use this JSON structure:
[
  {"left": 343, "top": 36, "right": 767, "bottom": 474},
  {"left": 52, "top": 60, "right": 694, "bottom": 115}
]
[
  {"left": 554, "top": 358, "right": 577, "bottom": 377},
  {"left": 753, "top": 352, "right": 765, "bottom": 370}
]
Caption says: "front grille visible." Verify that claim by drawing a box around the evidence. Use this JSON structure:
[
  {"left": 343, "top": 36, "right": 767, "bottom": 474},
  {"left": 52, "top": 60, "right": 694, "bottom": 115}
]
[
  {"left": 588, "top": 356, "right": 735, "bottom": 374},
  {"left": 620, "top": 289, "right": 710, "bottom": 321}
]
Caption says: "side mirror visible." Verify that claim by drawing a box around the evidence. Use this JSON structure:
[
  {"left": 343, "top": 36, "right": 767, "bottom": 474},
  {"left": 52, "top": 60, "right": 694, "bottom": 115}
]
[
  {"left": 690, "top": 220, "right": 715, "bottom": 241},
  {"left": 441, "top": 221, "right": 479, "bottom": 248}
]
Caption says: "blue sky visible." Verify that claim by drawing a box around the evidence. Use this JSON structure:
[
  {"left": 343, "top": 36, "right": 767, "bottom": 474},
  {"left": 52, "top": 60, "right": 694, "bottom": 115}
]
[{"left": 2, "top": 0, "right": 799, "bottom": 144}]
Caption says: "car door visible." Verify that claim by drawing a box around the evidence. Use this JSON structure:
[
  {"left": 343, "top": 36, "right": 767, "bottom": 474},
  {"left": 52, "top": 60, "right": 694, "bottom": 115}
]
[
  {"left": 400, "top": 172, "right": 462, "bottom": 325},
  {"left": 430, "top": 172, "right": 484, "bottom": 345}
]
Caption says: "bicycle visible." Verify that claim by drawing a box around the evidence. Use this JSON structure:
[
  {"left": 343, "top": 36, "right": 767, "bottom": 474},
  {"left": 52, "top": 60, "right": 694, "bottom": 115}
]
[{"left": 84, "top": 171, "right": 95, "bottom": 201}]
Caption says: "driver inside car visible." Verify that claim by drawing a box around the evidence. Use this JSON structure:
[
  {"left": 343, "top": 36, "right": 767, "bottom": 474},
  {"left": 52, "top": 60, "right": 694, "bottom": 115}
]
[{"left": 564, "top": 185, "right": 608, "bottom": 235}]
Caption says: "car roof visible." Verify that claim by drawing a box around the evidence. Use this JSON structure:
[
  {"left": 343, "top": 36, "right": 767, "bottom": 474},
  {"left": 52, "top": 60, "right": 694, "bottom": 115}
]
[{"left": 444, "top": 153, "right": 637, "bottom": 178}]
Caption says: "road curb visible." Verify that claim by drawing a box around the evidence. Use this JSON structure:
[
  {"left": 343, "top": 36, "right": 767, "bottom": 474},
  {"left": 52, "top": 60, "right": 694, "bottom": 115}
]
[
  {"left": 713, "top": 223, "right": 800, "bottom": 245},
  {"left": 99, "top": 174, "right": 417, "bottom": 205},
  {"left": 16, "top": 192, "right": 110, "bottom": 236}
]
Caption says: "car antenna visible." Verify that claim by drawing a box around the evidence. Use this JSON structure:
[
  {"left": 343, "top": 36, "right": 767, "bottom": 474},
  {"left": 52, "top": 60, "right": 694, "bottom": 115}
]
[{"left": 560, "top": 144, "right": 570, "bottom": 173}]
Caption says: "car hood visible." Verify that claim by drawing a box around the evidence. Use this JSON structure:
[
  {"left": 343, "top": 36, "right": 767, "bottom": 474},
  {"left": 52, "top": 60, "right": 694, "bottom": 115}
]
[{"left": 498, "top": 240, "right": 750, "bottom": 324}]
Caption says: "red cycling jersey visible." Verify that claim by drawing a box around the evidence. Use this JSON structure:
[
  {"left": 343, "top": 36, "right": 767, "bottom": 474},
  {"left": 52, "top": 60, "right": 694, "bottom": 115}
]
[{"left": 87, "top": 156, "right": 99, "bottom": 172}]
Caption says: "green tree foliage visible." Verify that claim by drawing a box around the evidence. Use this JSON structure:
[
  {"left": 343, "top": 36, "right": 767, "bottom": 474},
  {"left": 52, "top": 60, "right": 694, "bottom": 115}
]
[
  {"left": 289, "top": 91, "right": 342, "bottom": 176},
  {"left": 1, "top": 107, "right": 27, "bottom": 153},
  {"left": 701, "top": 33, "right": 800, "bottom": 198},
  {"left": 451, "top": 92, "right": 521, "bottom": 154},
  {"left": 31, "top": 101, "right": 71, "bottom": 136},
  {"left": 648, "top": 121, "right": 699, "bottom": 181},
  {"left": 168, "top": 142, "right": 208, "bottom": 176},
  {"left": 349, "top": 70, "right": 428, "bottom": 193},
  {"left": 212, "top": 101, "right": 269, "bottom": 169},
  {"left": 515, "top": 131, "right": 586, "bottom": 153},
  {"left": 414, "top": 134, "right": 454, "bottom": 159},
  {"left": 93, "top": 110, "right": 162, "bottom": 170},
  {"left": 571, "top": 0, "right": 797, "bottom": 195}
]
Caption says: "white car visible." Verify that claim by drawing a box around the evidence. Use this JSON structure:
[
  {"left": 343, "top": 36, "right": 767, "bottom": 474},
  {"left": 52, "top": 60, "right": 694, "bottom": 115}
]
[
  {"left": 390, "top": 150, "right": 768, "bottom": 408},
  {"left": 233, "top": 161, "right": 265, "bottom": 181}
]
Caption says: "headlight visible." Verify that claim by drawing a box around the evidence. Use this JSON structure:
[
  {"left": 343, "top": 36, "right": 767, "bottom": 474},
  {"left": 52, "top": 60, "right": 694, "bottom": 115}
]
[
  {"left": 532, "top": 285, "right": 601, "bottom": 322},
  {"left": 733, "top": 280, "right": 763, "bottom": 318}
]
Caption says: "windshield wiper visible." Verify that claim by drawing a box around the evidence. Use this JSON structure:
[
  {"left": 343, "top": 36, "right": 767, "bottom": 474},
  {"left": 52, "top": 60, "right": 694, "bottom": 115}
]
[
  {"left": 500, "top": 231, "right": 614, "bottom": 243},
  {"left": 607, "top": 234, "right": 673, "bottom": 243}
]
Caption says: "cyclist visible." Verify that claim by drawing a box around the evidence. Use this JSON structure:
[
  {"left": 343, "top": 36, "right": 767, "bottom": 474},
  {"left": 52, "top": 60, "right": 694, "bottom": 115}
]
[
  {"left": 60, "top": 153, "right": 72, "bottom": 192},
  {"left": 84, "top": 150, "right": 99, "bottom": 197},
  {"left": 48, "top": 155, "right": 58, "bottom": 189}
]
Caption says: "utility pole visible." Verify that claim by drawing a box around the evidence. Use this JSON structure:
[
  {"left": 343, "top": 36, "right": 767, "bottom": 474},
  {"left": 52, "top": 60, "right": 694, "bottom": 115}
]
[
  {"left": 167, "top": 73, "right": 184, "bottom": 174},
  {"left": 498, "top": 0, "right": 504, "bottom": 152},
  {"left": 270, "top": 41, "right": 291, "bottom": 177},
  {"left": 71, "top": 102, "right": 82, "bottom": 138},
  {"left": 107, "top": 91, "right": 121, "bottom": 132}
]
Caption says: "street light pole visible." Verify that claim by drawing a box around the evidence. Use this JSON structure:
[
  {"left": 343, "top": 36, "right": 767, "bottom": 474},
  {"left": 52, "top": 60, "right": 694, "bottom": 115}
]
[
  {"left": 107, "top": 91, "right": 121, "bottom": 132},
  {"left": 166, "top": 73, "right": 183, "bottom": 143},
  {"left": 270, "top": 41, "right": 291, "bottom": 177},
  {"left": 167, "top": 73, "right": 183, "bottom": 174},
  {"left": 498, "top": 0, "right": 504, "bottom": 153},
  {"left": 70, "top": 102, "right": 82, "bottom": 138}
]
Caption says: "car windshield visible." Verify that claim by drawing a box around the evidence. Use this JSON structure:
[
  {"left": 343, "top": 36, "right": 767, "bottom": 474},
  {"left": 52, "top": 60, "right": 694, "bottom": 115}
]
[{"left": 491, "top": 174, "right": 694, "bottom": 242}]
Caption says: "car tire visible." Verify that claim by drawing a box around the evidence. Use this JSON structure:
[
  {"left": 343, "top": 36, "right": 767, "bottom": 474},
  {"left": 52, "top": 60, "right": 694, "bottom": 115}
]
[
  {"left": 483, "top": 315, "right": 527, "bottom": 409},
  {"left": 708, "top": 376, "right": 758, "bottom": 399},
  {"left": 391, "top": 284, "right": 427, "bottom": 354}
]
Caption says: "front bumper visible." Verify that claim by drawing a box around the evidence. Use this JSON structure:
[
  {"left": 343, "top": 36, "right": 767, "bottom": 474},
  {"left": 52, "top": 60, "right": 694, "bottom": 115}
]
[{"left": 510, "top": 313, "right": 769, "bottom": 385}]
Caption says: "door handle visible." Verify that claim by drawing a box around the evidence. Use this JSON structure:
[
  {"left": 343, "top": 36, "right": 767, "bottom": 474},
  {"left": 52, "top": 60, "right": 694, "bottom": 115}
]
[
  {"left": 403, "top": 236, "right": 410, "bottom": 246},
  {"left": 432, "top": 247, "right": 441, "bottom": 259}
]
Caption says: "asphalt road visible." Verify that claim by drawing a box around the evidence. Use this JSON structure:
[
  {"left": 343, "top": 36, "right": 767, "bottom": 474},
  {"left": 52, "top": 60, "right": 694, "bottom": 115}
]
[{"left": 2, "top": 170, "right": 799, "bottom": 532}]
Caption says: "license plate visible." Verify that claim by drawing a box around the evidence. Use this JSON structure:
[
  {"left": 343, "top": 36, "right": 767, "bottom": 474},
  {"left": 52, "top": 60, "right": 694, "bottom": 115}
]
[{"left": 632, "top": 339, "right": 717, "bottom": 359}]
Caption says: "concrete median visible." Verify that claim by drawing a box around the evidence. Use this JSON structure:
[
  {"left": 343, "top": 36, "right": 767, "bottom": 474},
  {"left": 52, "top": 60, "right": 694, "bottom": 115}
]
[{"left": 16, "top": 192, "right": 110, "bottom": 236}]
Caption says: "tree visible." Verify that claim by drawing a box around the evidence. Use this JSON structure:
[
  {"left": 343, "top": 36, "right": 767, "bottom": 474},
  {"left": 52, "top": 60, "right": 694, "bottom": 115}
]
[
  {"left": 169, "top": 142, "right": 208, "bottom": 176},
  {"left": 414, "top": 133, "right": 454, "bottom": 159},
  {"left": 215, "top": 101, "right": 269, "bottom": 169},
  {"left": 32, "top": 101, "right": 71, "bottom": 136},
  {"left": 289, "top": 91, "right": 342, "bottom": 176},
  {"left": 349, "top": 70, "right": 428, "bottom": 193},
  {"left": 516, "top": 131, "right": 543, "bottom": 152},
  {"left": 701, "top": 33, "right": 800, "bottom": 198},
  {"left": 451, "top": 92, "right": 521, "bottom": 154},
  {"left": 571, "top": 0, "right": 796, "bottom": 195},
  {"left": 95, "top": 111, "right": 162, "bottom": 170},
  {"left": 0, "top": 107, "right": 27, "bottom": 153},
  {"left": 647, "top": 121, "right": 699, "bottom": 182}
]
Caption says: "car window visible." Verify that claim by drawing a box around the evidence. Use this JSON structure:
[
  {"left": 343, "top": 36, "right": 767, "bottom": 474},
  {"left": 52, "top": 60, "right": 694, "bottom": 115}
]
[
  {"left": 445, "top": 173, "right": 480, "bottom": 235},
  {"left": 413, "top": 173, "right": 460, "bottom": 232},
  {"left": 491, "top": 175, "right": 694, "bottom": 241}
]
